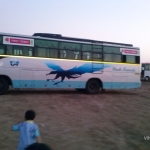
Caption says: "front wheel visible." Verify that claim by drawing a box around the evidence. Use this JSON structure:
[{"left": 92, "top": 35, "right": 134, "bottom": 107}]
[
  {"left": 0, "top": 78, "right": 9, "bottom": 95},
  {"left": 86, "top": 79, "right": 101, "bottom": 94}
]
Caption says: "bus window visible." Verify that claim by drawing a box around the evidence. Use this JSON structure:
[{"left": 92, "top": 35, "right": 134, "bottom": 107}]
[
  {"left": 0, "top": 45, "right": 5, "bottom": 54},
  {"left": 48, "top": 49, "right": 58, "bottom": 58},
  {"left": 68, "top": 51, "right": 81, "bottom": 59},
  {"left": 0, "top": 36, "right": 2, "bottom": 44},
  {"left": 144, "top": 64, "right": 150, "bottom": 70},
  {"left": 103, "top": 46, "right": 121, "bottom": 54},
  {"left": 7, "top": 45, "right": 23, "bottom": 55},
  {"left": 13, "top": 46, "right": 23, "bottom": 56},
  {"left": 60, "top": 50, "right": 81, "bottom": 60},
  {"left": 135, "top": 56, "right": 140, "bottom": 64},
  {"left": 7, "top": 45, "right": 13, "bottom": 55},
  {"left": 73, "top": 51, "right": 81, "bottom": 59},
  {"left": 35, "top": 39, "right": 59, "bottom": 49},
  {"left": 36, "top": 48, "right": 47, "bottom": 57},
  {"left": 112, "top": 54, "right": 121, "bottom": 62},
  {"left": 103, "top": 54, "right": 111, "bottom": 61},
  {"left": 59, "top": 42, "right": 80, "bottom": 50},
  {"left": 60, "top": 50, "right": 67, "bottom": 58},
  {"left": 22, "top": 47, "right": 33, "bottom": 56},
  {"left": 126, "top": 55, "right": 135, "bottom": 63},
  {"left": 103, "top": 46, "right": 122, "bottom": 62},
  {"left": 93, "top": 45, "right": 102, "bottom": 52},
  {"left": 83, "top": 52, "right": 91, "bottom": 60},
  {"left": 92, "top": 53, "right": 102, "bottom": 61},
  {"left": 82, "top": 44, "right": 92, "bottom": 51},
  {"left": 29, "top": 50, "right": 32, "bottom": 56}
]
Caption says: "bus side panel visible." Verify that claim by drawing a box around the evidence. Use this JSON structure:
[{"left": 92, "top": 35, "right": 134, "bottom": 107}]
[{"left": 0, "top": 57, "right": 141, "bottom": 89}]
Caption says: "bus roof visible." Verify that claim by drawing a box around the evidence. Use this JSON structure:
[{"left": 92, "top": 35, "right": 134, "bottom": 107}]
[
  {"left": 32, "top": 33, "right": 133, "bottom": 47},
  {"left": 0, "top": 32, "right": 140, "bottom": 49}
]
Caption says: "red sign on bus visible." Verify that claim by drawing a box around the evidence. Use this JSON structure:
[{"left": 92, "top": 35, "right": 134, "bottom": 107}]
[
  {"left": 3, "top": 36, "right": 34, "bottom": 47},
  {"left": 120, "top": 48, "right": 139, "bottom": 56}
]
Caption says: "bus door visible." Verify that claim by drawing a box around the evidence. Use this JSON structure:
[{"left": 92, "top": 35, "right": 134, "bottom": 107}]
[
  {"left": 92, "top": 44, "right": 104, "bottom": 74},
  {"left": 92, "top": 55, "right": 104, "bottom": 74}
]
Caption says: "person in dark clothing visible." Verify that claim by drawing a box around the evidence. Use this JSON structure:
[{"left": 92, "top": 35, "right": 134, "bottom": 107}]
[{"left": 25, "top": 143, "right": 52, "bottom": 150}]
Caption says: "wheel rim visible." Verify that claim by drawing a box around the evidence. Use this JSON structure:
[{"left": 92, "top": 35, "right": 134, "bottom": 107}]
[
  {"left": 145, "top": 77, "right": 149, "bottom": 81},
  {"left": 90, "top": 83, "right": 97, "bottom": 91}
]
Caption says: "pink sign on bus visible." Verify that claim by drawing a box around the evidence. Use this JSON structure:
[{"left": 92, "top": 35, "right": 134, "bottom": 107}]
[
  {"left": 3, "top": 36, "right": 34, "bottom": 47},
  {"left": 10, "top": 38, "right": 31, "bottom": 45},
  {"left": 120, "top": 48, "right": 139, "bottom": 56}
]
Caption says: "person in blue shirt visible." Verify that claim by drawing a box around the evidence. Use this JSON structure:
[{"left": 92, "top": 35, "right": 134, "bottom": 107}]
[{"left": 12, "top": 110, "right": 42, "bottom": 150}]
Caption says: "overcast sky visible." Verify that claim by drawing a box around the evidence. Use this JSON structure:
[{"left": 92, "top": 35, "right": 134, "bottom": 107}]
[{"left": 0, "top": 0, "right": 149, "bottom": 62}]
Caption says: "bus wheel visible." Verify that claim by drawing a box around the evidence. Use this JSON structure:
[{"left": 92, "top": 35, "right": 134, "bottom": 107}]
[
  {"left": 144, "top": 76, "right": 149, "bottom": 81},
  {"left": 86, "top": 79, "right": 101, "bottom": 94},
  {"left": 0, "top": 78, "right": 9, "bottom": 95}
]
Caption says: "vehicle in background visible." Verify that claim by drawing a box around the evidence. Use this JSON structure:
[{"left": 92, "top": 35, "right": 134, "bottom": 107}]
[{"left": 141, "top": 63, "right": 150, "bottom": 81}]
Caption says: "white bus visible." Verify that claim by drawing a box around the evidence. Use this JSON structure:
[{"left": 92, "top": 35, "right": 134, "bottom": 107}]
[
  {"left": 141, "top": 63, "right": 150, "bottom": 81},
  {"left": 0, "top": 32, "right": 141, "bottom": 95}
]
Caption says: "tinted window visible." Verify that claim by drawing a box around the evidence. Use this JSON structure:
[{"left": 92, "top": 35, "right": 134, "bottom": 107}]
[
  {"left": 144, "top": 64, "right": 150, "bottom": 70},
  {"left": 126, "top": 55, "right": 135, "bottom": 63},
  {"left": 59, "top": 42, "right": 80, "bottom": 50},
  {"left": 35, "top": 48, "right": 47, "bottom": 57},
  {"left": 104, "top": 54, "right": 111, "bottom": 61},
  {"left": 93, "top": 45, "right": 102, "bottom": 52},
  {"left": 104, "top": 54, "right": 121, "bottom": 62},
  {"left": 83, "top": 52, "right": 92, "bottom": 60},
  {"left": 22, "top": 47, "right": 33, "bottom": 56},
  {"left": 7, "top": 45, "right": 33, "bottom": 56},
  {"left": 0, "top": 36, "right": 2, "bottom": 44},
  {"left": 92, "top": 53, "right": 102, "bottom": 61},
  {"left": 112, "top": 54, "right": 122, "bottom": 62},
  {"left": 47, "top": 49, "right": 58, "bottom": 58},
  {"left": 135, "top": 56, "right": 140, "bottom": 64},
  {"left": 103, "top": 46, "right": 121, "bottom": 54},
  {"left": 60, "top": 50, "right": 81, "bottom": 60},
  {"left": 0, "top": 45, "right": 5, "bottom": 54},
  {"left": 35, "top": 39, "right": 58, "bottom": 48},
  {"left": 82, "top": 44, "right": 92, "bottom": 51}
]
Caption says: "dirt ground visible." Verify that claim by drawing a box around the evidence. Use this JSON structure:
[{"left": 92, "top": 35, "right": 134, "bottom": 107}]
[{"left": 0, "top": 82, "right": 150, "bottom": 150}]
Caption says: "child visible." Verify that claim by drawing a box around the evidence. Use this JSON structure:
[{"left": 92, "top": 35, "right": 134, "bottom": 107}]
[
  {"left": 12, "top": 110, "right": 42, "bottom": 150},
  {"left": 25, "top": 143, "right": 52, "bottom": 150}
]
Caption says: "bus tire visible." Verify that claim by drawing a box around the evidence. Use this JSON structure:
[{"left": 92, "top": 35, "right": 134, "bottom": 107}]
[
  {"left": 85, "top": 79, "right": 101, "bottom": 94},
  {"left": 144, "top": 76, "right": 149, "bottom": 81},
  {"left": 0, "top": 77, "right": 9, "bottom": 95}
]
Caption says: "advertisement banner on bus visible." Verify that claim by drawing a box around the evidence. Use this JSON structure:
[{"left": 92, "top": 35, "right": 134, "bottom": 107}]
[
  {"left": 120, "top": 48, "right": 139, "bottom": 56},
  {"left": 3, "top": 36, "right": 34, "bottom": 47}
]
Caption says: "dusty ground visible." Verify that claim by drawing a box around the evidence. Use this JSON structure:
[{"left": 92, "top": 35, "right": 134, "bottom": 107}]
[{"left": 0, "top": 82, "right": 150, "bottom": 150}]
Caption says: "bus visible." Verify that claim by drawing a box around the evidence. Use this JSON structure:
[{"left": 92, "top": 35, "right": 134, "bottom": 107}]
[
  {"left": 141, "top": 63, "right": 150, "bottom": 81},
  {"left": 0, "top": 32, "right": 141, "bottom": 95}
]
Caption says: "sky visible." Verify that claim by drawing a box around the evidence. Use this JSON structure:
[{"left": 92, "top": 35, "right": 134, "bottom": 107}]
[{"left": 0, "top": 0, "right": 149, "bottom": 62}]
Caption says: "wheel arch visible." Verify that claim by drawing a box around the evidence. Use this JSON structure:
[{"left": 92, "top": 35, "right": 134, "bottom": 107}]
[{"left": 0, "top": 75, "right": 12, "bottom": 85}]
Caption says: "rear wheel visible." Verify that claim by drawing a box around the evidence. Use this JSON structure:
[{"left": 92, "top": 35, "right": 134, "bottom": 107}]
[
  {"left": 0, "top": 78, "right": 9, "bottom": 95},
  {"left": 144, "top": 76, "right": 149, "bottom": 81},
  {"left": 86, "top": 79, "right": 101, "bottom": 94}
]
